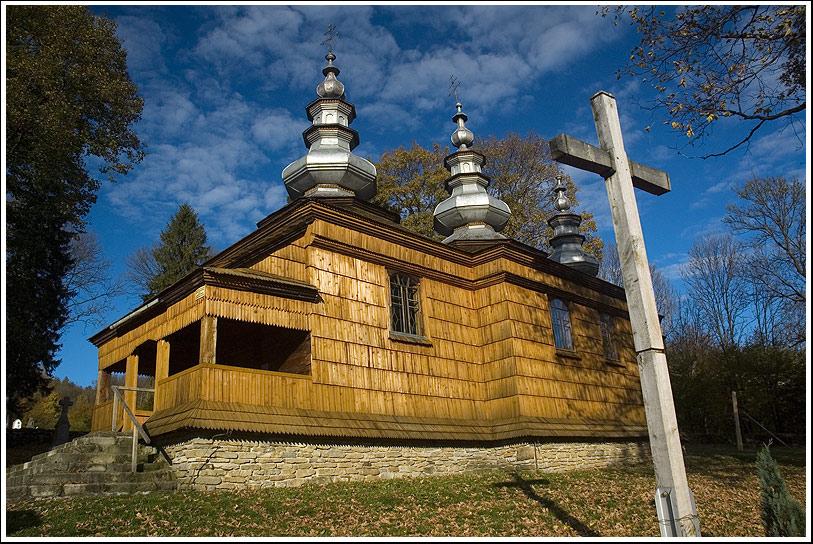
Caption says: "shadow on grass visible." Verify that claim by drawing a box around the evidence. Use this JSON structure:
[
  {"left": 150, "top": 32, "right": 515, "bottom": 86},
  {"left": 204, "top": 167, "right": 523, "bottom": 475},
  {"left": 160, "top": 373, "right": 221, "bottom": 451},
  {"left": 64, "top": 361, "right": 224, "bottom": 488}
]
[
  {"left": 494, "top": 473, "right": 600, "bottom": 537},
  {"left": 6, "top": 509, "right": 42, "bottom": 534}
]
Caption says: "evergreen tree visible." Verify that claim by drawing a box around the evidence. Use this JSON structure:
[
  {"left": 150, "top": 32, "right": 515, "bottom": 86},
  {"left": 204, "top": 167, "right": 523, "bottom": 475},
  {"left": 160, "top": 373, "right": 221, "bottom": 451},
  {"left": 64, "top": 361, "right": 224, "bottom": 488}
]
[
  {"left": 6, "top": 5, "right": 144, "bottom": 413},
  {"left": 756, "top": 444, "right": 805, "bottom": 537},
  {"left": 126, "top": 204, "right": 214, "bottom": 301}
]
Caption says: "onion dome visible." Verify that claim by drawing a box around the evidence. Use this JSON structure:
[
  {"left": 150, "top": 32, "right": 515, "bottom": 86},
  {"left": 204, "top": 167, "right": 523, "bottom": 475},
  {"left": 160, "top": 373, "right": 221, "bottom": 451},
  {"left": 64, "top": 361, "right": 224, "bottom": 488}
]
[
  {"left": 316, "top": 53, "right": 345, "bottom": 99},
  {"left": 547, "top": 176, "right": 599, "bottom": 276},
  {"left": 282, "top": 51, "right": 377, "bottom": 200},
  {"left": 432, "top": 101, "right": 511, "bottom": 244}
]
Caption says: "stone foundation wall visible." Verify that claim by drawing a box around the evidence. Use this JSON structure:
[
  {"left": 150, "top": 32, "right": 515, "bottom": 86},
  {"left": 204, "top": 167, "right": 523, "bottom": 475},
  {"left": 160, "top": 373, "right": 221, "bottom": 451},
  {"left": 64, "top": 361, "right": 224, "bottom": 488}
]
[{"left": 161, "top": 436, "right": 652, "bottom": 491}]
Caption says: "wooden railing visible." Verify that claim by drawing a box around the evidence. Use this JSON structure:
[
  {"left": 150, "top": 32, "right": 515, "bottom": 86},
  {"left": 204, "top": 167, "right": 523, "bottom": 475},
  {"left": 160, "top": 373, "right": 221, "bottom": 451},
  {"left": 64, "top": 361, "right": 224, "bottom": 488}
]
[
  {"left": 92, "top": 391, "right": 153, "bottom": 432},
  {"left": 110, "top": 385, "right": 153, "bottom": 473},
  {"left": 155, "top": 364, "right": 314, "bottom": 412}
]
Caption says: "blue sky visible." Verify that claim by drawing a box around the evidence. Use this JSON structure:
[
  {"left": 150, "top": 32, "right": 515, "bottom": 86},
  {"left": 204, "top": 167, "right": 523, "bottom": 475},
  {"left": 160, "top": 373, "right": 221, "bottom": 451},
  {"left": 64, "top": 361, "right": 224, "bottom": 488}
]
[{"left": 34, "top": 2, "right": 808, "bottom": 387}]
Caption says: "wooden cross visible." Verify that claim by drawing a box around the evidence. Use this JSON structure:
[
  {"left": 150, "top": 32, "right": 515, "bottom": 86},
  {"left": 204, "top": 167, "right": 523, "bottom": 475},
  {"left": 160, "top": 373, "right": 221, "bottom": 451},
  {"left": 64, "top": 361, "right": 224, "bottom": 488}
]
[
  {"left": 321, "top": 24, "right": 339, "bottom": 54},
  {"left": 550, "top": 91, "right": 699, "bottom": 537},
  {"left": 449, "top": 75, "right": 461, "bottom": 103}
]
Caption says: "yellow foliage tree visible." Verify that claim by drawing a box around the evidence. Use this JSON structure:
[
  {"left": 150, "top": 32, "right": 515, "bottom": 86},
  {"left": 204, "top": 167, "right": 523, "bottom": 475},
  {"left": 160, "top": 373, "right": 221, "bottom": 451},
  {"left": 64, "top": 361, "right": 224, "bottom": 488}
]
[{"left": 373, "top": 133, "right": 602, "bottom": 260}]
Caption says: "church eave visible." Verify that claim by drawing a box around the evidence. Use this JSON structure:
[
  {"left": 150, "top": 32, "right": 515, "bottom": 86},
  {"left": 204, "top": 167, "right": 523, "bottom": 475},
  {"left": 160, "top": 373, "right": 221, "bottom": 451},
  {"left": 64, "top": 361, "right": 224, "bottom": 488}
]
[{"left": 88, "top": 263, "right": 320, "bottom": 347}]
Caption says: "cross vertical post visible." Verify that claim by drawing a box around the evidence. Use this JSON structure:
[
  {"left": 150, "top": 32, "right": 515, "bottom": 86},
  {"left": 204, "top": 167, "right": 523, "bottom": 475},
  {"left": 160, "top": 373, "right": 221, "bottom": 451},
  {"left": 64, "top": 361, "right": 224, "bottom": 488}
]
[
  {"left": 321, "top": 24, "right": 339, "bottom": 54},
  {"left": 449, "top": 75, "right": 461, "bottom": 103},
  {"left": 550, "top": 90, "right": 700, "bottom": 537}
]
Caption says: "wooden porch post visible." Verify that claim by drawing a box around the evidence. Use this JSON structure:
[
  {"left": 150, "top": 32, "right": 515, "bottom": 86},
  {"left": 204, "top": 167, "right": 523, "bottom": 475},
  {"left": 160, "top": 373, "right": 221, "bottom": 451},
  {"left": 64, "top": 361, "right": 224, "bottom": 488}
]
[
  {"left": 95, "top": 369, "right": 111, "bottom": 405},
  {"left": 124, "top": 354, "right": 139, "bottom": 431},
  {"left": 154, "top": 339, "right": 171, "bottom": 411},
  {"left": 200, "top": 315, "right": 218, "bottom": 365}
]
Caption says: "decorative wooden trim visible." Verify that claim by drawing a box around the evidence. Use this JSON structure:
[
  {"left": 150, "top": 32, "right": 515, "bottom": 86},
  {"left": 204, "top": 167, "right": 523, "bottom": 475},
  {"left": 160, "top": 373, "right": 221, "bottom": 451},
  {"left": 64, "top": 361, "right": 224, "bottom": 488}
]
[
  {"left": 90, "top": 267, "right": 320, "bottom": 347},
  {"left": 202, "top": 267, "right": 321, "bottom": 303},
  {"left": 143, "top": 399, "right": 649, "bottom": 440}
]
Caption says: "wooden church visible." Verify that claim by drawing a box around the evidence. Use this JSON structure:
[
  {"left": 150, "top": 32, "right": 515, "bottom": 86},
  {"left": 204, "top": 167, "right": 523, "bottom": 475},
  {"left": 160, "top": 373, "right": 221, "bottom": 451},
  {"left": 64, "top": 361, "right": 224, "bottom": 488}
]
[{"left": 89, "top": 51, "right": 651, "bottom": 489}]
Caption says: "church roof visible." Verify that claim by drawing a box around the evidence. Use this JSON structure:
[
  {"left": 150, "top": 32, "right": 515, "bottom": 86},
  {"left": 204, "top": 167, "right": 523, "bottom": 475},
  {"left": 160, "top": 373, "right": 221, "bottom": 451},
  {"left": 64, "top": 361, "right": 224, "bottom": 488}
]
[{"left": 90, "top": 196, "right": 627, "bottom": 347}]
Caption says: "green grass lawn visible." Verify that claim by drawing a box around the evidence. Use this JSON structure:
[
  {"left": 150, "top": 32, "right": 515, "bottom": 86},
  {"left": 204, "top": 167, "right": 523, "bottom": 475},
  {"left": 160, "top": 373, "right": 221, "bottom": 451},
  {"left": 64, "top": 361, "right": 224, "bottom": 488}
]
[{"left": 6, "top": 445, "right": 806, "bottom": 537}]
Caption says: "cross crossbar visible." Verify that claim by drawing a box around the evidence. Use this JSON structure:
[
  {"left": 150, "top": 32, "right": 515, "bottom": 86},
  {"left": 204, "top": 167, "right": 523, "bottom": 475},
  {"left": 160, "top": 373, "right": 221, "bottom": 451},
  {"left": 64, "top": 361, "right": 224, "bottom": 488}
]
[{"left": 549, "top": 133, "right": 671, "bottom": 195}]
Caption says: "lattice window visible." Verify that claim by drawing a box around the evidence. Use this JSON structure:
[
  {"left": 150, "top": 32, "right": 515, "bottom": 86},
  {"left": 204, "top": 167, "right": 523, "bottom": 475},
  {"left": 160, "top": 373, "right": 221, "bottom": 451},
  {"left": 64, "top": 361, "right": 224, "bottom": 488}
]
[
  {"left": 550, "top": 298, "right": 573, "bottom": 350},
  {"left": 390, "top": 273, "right": 422, "bottom": 336},
  {"left": 600, "top": 313, "right": 619, "bottom": 361}
]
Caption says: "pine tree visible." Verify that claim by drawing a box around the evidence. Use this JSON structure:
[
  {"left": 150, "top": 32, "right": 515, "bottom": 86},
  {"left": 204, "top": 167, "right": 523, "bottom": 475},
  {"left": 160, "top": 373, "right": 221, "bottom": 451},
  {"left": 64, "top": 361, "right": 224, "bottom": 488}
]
[
  {"left": 126, "top": 204, "right": 214, "bottom": 300},
  {"left": 756, "top": 444, "right": 805, "bottom": 536}
]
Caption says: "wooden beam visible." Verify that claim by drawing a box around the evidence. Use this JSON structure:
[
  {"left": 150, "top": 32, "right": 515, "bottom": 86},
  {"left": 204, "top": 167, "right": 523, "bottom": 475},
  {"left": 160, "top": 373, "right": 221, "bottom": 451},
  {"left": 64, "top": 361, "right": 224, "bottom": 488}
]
[
  {"left": 154, "top": 339, "right": 171, "bottom": 411},
  {"left": 200, "top": 315, "right": 217, "bottom": 366},
  {"left": 96, "top": 369, "right": 111, "bottom": 405},
  {"left": 549, "top": 133, "right": 671, "bottom": 195},
  {"left": 588, "top": 90, "right": 698, "bottom": 536}
]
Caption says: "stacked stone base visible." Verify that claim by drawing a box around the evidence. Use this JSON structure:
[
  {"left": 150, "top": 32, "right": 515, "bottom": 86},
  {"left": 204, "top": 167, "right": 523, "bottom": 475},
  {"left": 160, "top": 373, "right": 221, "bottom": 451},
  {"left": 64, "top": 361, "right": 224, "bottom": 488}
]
[{"left": 161, "top": 434, "right": 652, "bottom": 491}]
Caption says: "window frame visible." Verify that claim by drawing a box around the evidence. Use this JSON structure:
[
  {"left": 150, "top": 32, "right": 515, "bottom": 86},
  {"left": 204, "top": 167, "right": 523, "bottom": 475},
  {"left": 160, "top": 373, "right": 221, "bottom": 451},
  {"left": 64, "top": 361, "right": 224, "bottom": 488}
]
[
  {"left": 388, "top": 272, "right": 425, "bottom": 339},
  {"left": 549, "top": 298, "right": 574, "bottom": 351},
  {"left": 599, "top": 312, "right": 621, "bottom": 363}
]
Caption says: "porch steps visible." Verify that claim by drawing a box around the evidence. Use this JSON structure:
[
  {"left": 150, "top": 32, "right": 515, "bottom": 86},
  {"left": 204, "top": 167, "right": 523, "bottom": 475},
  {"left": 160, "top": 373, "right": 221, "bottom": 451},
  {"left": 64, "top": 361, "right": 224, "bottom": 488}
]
[{"left": 5, "top": 431, "right": 178, "bottom": 502}]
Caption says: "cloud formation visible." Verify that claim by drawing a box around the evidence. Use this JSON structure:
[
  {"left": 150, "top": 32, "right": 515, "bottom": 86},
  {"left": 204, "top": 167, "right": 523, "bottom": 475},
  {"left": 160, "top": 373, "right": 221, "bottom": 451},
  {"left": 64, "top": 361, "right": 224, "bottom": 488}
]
[{"left": 103, "top": 5, "right": 632, "bottom": 251}]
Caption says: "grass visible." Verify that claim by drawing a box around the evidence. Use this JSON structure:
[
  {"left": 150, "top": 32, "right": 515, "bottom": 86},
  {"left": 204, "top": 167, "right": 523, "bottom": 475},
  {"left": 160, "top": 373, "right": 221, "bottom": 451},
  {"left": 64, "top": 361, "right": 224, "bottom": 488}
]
[{"left": 5, "top": 444, "right": 807, "bottom": 537}]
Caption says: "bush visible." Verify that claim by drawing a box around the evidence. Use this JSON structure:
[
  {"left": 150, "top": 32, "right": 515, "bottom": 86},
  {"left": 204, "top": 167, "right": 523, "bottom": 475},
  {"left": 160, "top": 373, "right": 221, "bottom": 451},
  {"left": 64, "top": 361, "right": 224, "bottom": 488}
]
[{"left": 756, "top": 443, "right": 805, "bottom": 536}]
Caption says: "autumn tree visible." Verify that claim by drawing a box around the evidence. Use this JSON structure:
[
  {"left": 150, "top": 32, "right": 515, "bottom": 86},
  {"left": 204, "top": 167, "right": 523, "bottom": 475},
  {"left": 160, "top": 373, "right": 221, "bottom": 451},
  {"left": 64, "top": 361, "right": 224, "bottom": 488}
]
[
  {"left": 605, "top": 5, "right": 806, "bottom": 158},
  {"left": 126, "top": 204, "right": 214, "bottom": 301},
  {"left": 6, "top": 5, "right": 144, "bottom": 413},
  {"left": 14, "top": 376, "right": 97, "bottom": 431},
  {"left": 372, "top": 142, "right": 449, "bottom": 238},
  {"left": 480, "top": 133, "right": 602, "bottom": 257},
  {"left": 724, "top": 176, "right": 806, "bottom": 347},
  {"left": 373, "top": 133, "right": 602, "bottom": 258}
]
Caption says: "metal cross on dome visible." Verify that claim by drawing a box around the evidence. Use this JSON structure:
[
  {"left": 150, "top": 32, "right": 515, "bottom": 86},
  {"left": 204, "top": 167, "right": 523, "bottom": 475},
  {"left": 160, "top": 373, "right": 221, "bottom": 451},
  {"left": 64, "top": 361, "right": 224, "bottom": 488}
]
[
  {"left": 321, "top": 24, "right": 339, "bottom": 54},
  {"left": 449, "top": 75, "right": 461, "bottom": 103},
  {"left": 449, "top": 75, "right": 460, "bottom": 102}
]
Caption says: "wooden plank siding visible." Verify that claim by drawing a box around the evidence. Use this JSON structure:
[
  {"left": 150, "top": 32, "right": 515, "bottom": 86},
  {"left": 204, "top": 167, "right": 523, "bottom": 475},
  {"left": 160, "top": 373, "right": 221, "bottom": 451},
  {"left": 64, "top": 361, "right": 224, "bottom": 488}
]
[{"left": 93, "top": 202, "right": 647, "bottom": 440}]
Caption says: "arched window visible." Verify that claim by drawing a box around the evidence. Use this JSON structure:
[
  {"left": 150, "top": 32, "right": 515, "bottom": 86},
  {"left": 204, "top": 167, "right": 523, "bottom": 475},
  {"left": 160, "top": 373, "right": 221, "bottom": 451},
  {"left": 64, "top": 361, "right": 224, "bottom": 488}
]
[
  {"left": 390, "top": 273, "right": 422, "bottom": 336},
  {"left": 600, "top": 313, "right": 619, "bottom": 361},
  {"left": 550, "top": 298, "right": 573, "bottom": 350}
]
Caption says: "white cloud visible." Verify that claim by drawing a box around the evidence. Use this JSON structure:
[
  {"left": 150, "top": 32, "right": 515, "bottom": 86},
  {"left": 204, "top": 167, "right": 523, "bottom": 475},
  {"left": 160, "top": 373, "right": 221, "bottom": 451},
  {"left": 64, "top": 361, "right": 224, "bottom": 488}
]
[
  {"left": 251, "top": 109, "right": 309, "bottom": 153},
  {"left": 114, "top": 15, "right": 170, "bottom": 77},
  {"left": 101, "top": 5, "right": 683, "bottom": 253}
]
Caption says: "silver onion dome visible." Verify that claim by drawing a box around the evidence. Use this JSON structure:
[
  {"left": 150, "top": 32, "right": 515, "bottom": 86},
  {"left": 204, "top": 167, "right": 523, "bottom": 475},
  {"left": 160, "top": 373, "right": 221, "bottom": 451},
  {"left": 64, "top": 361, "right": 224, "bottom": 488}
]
[
  {"left": 316, "top": 52, "right": 345, "bottom": 99},
  {"left": 433, "top": 99, "right": 511, "bottom": 244},
  {"left": 547, "top": 176, "right": 599, "bottom": 276},
  {"left": 282, "top": 50, "right": 377, "bottom": 200},
  {"left": 450, "top": 103, "right": 474, "bottom": 150}
]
